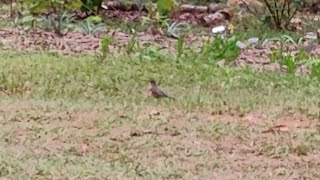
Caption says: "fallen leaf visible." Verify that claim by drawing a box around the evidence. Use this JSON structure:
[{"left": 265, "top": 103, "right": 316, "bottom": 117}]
[{"left": 262, "top": 125, "right": 289, "bottom": 133}]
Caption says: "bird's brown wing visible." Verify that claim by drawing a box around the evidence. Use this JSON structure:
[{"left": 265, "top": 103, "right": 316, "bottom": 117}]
[{"left": 150, "top": 87, "right": 174, "bottom": 99}]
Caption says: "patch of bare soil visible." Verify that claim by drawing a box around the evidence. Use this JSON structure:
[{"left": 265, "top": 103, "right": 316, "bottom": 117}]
[
  {"left": 0, "top": 101, "right": 319, "bottom": 178},
  {"left": 104, "top": 105, "right": 320, "bottom": 178},
  {"left": 0, "top": 28, "right": 100, "bottom": 54},
  {"left": 0, "top": 28, "right": 178, "bottom": 55},
  {"left": 235, "top": 42, "right": 320, "bottom": 75}
]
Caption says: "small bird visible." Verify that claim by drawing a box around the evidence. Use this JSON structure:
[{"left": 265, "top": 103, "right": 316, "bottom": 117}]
[{"left": 148, "top": 79, "right": 175, "bottom": 100}]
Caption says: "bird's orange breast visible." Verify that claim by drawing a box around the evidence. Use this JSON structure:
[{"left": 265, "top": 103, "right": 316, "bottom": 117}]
[{"left": 150, "top": 91, "right": 161, "bottom": 98}]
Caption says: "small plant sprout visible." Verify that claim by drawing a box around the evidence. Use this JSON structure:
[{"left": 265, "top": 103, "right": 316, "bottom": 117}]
[
  {"left": 176, "top": 35, "right": 184, "bottom": 59},
  {"left": 167, "top": 21, "right": 187, "bottom": 39},
  {"left": 280, "top": 54, "right": 297, "bottom": 74},
  {"left": 99, "top": 36, "right": 112, "bottom": 62},
  {"left": 75, "top": 18, "right": 106, "bottom": 34}
]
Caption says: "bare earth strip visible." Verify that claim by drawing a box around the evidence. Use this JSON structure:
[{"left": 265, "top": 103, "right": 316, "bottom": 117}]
[{"left": 0, "top": 100, "right": 319, "bottom": 179}]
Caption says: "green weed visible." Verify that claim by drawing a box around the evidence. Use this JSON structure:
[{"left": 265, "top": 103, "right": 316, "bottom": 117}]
[{"left": 200, "top": 35, "right": 240, "bottom": 63}]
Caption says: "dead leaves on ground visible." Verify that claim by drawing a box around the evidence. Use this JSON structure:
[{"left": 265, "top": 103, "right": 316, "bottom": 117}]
[
  {"left": 243, "top": 110, "right": 318, "bottom": 134},
  {"left": 262, "top": 125, "right": 290, "bottom": 133},
  {"left": 262, "top": 118, "right": 315, "bottom": 134}
]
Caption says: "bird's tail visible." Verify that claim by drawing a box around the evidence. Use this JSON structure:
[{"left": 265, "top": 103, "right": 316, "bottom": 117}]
[{"left": 166, "top": 96, "right": 175, "bottom": 100}]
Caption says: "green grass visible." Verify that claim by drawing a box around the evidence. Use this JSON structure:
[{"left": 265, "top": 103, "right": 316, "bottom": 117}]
[
  {"left": 1, "top": 51, "right": 320, "bottom": 179},
  {"left": 1, "top": 51, "right": 320, "bottom": 113}
]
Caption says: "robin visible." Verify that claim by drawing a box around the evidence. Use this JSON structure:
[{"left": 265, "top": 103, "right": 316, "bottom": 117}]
[{"left": 148, "top": 79, "right": 175, "bottom": 100}]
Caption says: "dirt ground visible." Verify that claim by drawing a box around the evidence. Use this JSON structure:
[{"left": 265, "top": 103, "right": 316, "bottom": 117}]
[{"left": 0, "top": 101, "right": 319, "bottom": 179}]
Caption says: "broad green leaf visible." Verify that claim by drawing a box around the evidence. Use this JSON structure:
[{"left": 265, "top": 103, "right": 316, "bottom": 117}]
[
  {"left": 87, "top": 15, "right": 103, "bottom": 24},
  {"left": 28, "top": 1, "right": 51, "bottom": 13},
  {"left": 21, "top": 15, "right": 34, "bottom": 23},
  {"left": 157, "top": 0, "right": 173, "bottom": 16}
]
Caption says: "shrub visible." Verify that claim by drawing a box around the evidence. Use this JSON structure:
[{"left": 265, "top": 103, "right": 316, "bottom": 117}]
[{"left": 240, "top": 0, "right": 307, "bottom": 30}]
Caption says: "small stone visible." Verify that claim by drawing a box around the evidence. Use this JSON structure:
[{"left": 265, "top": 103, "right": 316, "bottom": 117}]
[{"left": 208, "top": 3, "right": 222, "bottom": 13}]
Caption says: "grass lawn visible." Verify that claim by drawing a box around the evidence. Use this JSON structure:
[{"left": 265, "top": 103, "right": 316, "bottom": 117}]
[{"left": 0, "top": 51, "right": 320, "bottom": 179}]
